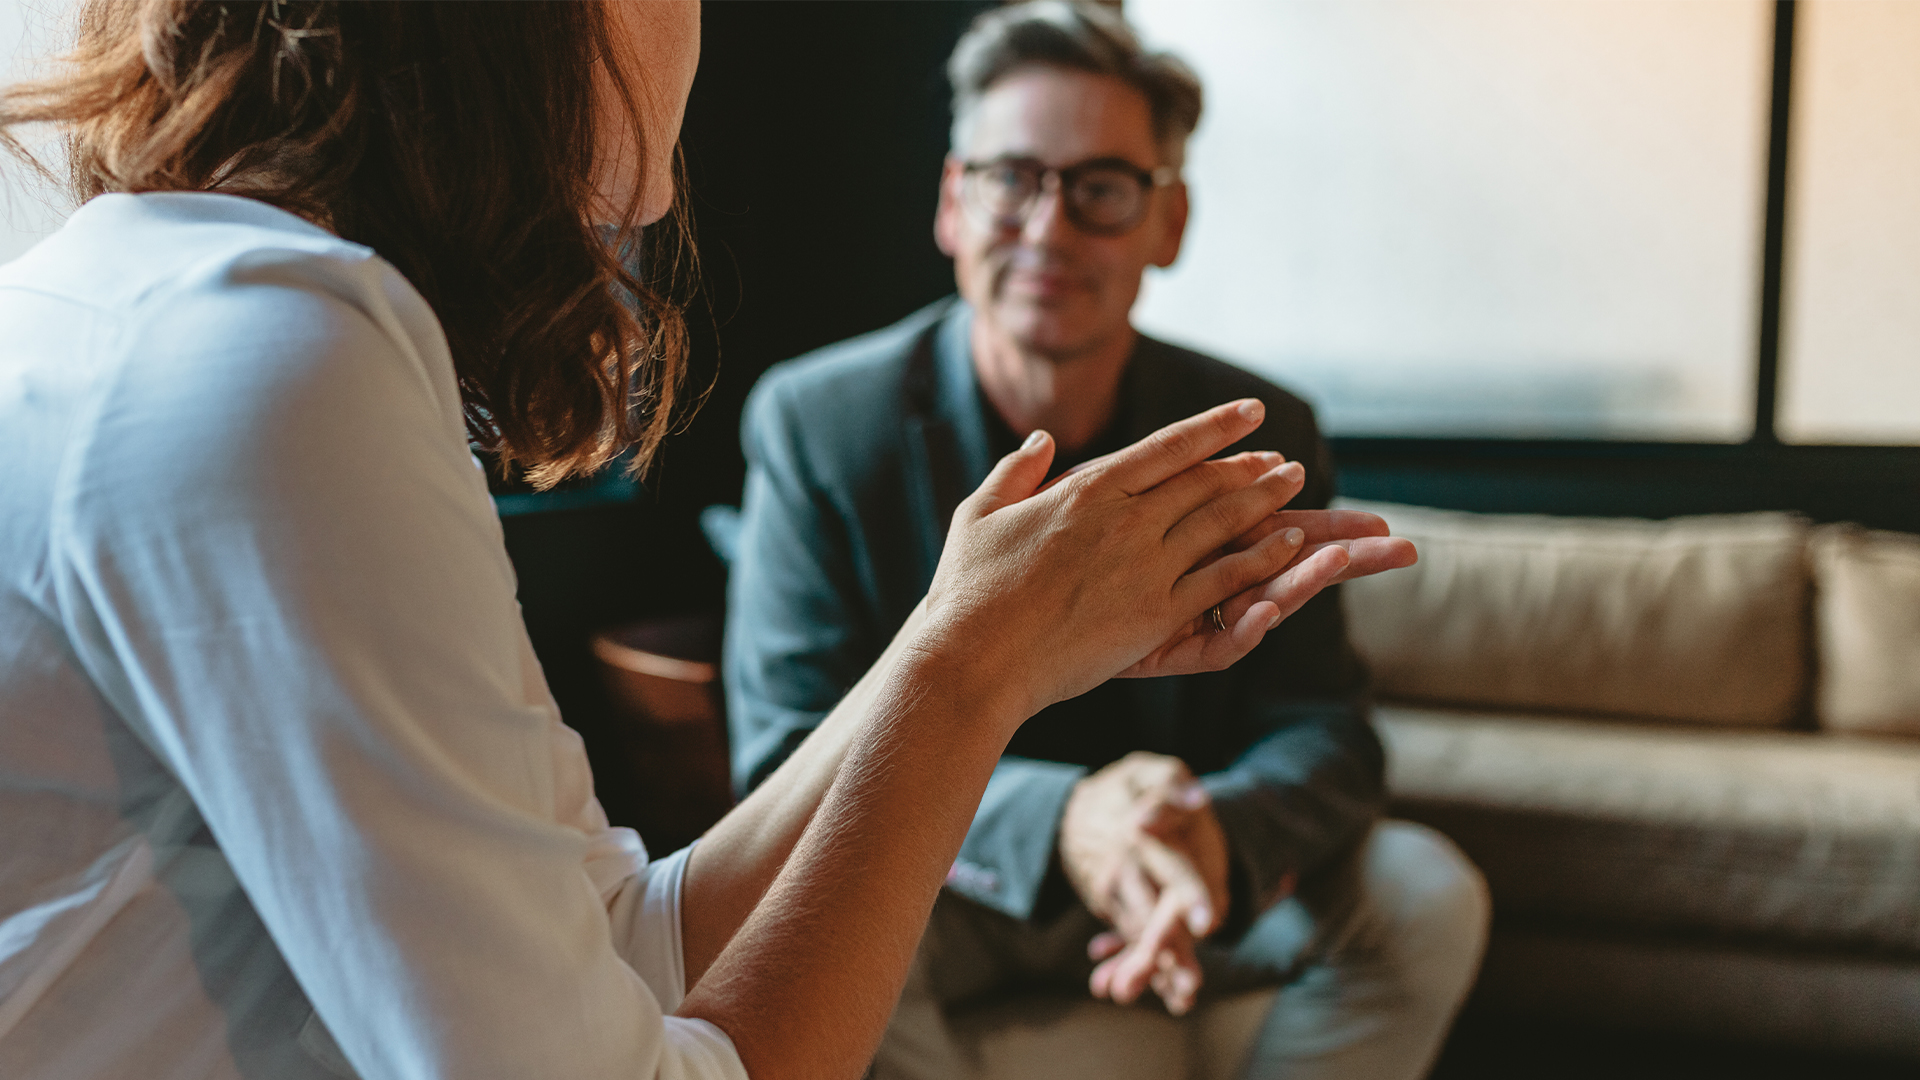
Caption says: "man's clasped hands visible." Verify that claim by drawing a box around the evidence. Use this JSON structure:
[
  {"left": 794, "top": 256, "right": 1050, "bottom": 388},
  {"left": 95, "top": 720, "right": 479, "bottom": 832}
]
[{"left": 1063, "top": 750, "right": 1270, "bottom": 1016}]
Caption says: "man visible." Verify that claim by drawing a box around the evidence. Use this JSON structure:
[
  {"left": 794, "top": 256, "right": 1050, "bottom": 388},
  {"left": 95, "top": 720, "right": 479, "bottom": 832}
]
[{"left": 724, "top": 4, "right": 1489, "bottom": 1078}]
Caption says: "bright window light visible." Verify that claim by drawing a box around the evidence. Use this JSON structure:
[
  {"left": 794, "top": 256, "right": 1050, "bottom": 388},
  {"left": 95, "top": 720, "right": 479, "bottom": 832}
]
[{"left": 1128, "top": 0, "right": 1773, "bottom": 440}]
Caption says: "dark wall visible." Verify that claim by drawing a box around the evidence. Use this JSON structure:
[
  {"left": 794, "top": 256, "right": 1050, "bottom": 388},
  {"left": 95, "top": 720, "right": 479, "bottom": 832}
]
[
  {"left": 502, "top": 1, "right": 991, "bottom": 831},
  {"left": 1337, "top": 440, "right": 1920, "bottom": 535},
  {"left": 644, "top": 0, "right": 996, "bottom": 592}
]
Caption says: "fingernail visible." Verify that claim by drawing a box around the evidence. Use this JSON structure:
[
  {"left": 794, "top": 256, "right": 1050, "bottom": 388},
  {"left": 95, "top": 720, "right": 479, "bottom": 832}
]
[
  {"left": 1267, "top": 611, "right": 1283, "bottom": 630},
  {"left": 1284, "top": 527, "right": 1305, "bottom": 546},
  {"left": 1188, "top": 905, "right": 1213, "bottom": 934},
  {"left": 1023, "top": 429, "right": 1046, "bottom": 449},
  {"left": 1237, "top": 399, "right": 1264, "bottom": 422}
]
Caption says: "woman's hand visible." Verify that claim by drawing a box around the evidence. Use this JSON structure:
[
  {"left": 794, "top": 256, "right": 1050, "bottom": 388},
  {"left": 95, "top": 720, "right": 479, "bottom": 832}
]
[
  {"left": 917, "top": 399, "right": 1401, "bottom": 723},
  {"left": 1117, "top": 506, "right": 1417, "bottom": 679}
]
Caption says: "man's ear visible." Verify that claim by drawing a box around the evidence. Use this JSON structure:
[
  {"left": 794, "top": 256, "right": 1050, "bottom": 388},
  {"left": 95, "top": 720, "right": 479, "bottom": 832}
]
[
  {"left": 1150, "top": 180, "right": 1190, "bottom": 269},
  {"left": 934, "top": 158, "right": 966, "bottom": 258}
]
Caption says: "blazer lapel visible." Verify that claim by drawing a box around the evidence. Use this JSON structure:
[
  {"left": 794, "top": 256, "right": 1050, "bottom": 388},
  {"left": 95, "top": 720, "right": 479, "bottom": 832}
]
[{"left": 902, "top": 301, "right": 990, "bottom": 592}]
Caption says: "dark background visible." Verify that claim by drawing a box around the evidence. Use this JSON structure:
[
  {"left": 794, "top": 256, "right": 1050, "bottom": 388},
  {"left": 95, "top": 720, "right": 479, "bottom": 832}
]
[
  {"left": 499, "top": 1, "right": 994, "bottom": 829},
  {"left": 498, "top": 0, "right": 1920, "bottom": 832}
]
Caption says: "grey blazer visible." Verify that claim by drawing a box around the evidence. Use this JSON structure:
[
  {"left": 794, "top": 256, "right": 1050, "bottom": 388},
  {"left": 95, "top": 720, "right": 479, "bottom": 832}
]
[{"left": 724, "top": 297, "right": 1386, "bottom": 934}]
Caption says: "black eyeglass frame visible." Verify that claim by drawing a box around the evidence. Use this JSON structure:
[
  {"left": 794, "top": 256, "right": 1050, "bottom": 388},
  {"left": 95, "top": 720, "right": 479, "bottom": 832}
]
[{"left": 958, "top": 155, "right": 1179, "bottom": 237}]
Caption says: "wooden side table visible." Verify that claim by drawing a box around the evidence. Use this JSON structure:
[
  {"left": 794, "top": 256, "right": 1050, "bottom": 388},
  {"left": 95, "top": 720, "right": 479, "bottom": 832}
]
[{"left": 590, "top": 613, "right": 735, "bottom": 853}]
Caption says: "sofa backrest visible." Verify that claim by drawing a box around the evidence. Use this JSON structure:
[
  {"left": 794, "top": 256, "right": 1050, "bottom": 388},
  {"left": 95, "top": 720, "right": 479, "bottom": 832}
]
[{"left": 1337, "top": 499, "right": 1811, "bottom": 728}]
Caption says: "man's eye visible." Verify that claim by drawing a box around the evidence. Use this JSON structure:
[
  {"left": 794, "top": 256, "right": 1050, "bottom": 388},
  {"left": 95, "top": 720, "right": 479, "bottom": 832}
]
[{"left": 1077, "top": 173, "right": 1133, "bottom": 203}]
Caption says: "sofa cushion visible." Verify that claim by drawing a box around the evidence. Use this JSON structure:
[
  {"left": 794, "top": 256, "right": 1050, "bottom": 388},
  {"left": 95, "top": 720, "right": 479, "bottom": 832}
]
[
  {"left": 1813, "top": 525, "right": 1920, "bottom": 736},
  {"left": 1378, "top": 704, "right": 1920, "bottom": 953},
  {"left": 1339, "top": 500, "right": 1810, "bottom": 727}
]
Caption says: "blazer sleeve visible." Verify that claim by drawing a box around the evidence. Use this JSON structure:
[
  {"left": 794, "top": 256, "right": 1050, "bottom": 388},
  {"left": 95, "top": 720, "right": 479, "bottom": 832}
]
[
  {"left": 948, "top": 756, "right": 1085, "bottom": 919},
  {"left": 724, "top": 374, "right": 882, "bottom": 796}
]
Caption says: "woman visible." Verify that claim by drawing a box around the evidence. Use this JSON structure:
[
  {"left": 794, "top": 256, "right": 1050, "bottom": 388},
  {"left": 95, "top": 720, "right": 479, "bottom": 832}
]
[{"left": 0, "top": 3, "right": 1412, "bottom": 1079}]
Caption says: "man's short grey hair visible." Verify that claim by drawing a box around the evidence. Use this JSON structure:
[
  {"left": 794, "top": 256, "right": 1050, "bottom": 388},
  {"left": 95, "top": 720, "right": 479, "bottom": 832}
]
[{"left": 948, "top": 1, "right": 1204, "bottom": 169}]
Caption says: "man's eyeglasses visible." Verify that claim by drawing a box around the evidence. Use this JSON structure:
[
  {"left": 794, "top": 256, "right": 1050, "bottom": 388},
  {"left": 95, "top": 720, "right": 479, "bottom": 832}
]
[{"left": 959, "top": 156, "right": 1177, "bottom": 237}]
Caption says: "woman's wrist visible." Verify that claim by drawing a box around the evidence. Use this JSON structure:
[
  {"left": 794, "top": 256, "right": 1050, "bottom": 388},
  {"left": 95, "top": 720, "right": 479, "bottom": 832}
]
[{"left": 891, "top": 615, "right": 1035, "bottom": 743}]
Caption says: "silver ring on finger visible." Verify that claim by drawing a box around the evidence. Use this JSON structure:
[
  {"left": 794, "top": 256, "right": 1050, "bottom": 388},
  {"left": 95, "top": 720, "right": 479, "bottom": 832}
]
[{"left": 1207, "top": 603, "right": 1227, "bottom": 632}]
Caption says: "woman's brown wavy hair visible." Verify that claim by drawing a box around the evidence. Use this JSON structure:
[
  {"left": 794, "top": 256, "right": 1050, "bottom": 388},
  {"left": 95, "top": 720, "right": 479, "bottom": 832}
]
[{"left": 0, "top": 0, "right": 693, "bottom": 486}]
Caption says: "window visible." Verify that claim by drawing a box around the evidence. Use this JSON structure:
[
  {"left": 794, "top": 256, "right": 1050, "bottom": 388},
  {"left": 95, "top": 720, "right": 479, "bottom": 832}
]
[
  {"left": 1127, "top": 0, "right": 1918, "bottom": 447},
  {"left": 1779, "top": 0, "right": 1920, "bottom": 444}
]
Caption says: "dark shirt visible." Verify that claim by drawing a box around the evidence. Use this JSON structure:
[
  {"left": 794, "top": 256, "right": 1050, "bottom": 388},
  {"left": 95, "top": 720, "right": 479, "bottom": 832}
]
[{"left": 723, "top": 297, "right": 1386, "bottom": 935}]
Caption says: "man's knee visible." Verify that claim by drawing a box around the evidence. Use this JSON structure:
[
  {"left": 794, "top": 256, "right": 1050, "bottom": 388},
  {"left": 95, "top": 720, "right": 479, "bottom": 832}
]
[{"left": 1360, "top": 820, "right": 1491, "bottom": 999}]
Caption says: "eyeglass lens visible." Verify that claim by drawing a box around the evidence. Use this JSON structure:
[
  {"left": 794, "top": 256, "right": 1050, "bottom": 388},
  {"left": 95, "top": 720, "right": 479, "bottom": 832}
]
[{"left": 966, "top": 160, "right": 1153, "bottom": 234}]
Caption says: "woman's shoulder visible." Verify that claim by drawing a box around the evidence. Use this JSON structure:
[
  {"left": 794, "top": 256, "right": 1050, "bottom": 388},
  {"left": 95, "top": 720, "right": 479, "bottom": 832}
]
[
  {"left": 15, "top": 193, "right": 438, "bottom": 363},
  {"left": 15, "top": 193, "right": 475, "bottom": 530},
  {"left": 28, "top": 193, "right": 456, "bottom": 421},
  {"left": 11, "top": 193, "right": 356, "bottom": 306}
]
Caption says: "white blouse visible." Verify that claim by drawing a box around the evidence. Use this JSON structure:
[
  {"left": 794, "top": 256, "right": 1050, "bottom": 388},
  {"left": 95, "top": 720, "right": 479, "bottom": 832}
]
[{"left": 0, "top": 193, "right": 746, "bottom": 1080}]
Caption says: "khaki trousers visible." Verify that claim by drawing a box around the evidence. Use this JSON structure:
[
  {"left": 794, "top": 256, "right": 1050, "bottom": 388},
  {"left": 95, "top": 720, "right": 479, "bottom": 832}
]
[{"left": 871, "top": 821, "right": 1490, "bottom": 1080}]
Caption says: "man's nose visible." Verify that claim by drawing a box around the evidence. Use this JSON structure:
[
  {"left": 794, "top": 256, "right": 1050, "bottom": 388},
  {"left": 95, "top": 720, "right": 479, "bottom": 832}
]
[{"left": 1020, "top": 174, "right": 1070, "bottom": 245}]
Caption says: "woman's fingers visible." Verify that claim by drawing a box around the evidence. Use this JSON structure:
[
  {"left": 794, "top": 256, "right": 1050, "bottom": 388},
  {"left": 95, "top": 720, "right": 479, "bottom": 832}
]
[
  {"left": 1090, "top": 399, "right": 1267, "bottom": 497},
  {"left": 1224, "top": 509, "right": 1393, "bottom": 554},
  {"left": 1235, "top": 535, "right": 1416, "bottom": 593},
  {"left": 958, "top": 429, "right": 1057, "bottom": 519},
  {"left": 1296, "top": 535, "right": 1419, "bottom": 583},
  {"left": 1128, "top": 537, "right": 1304, "bottom": 673},
  {"left": 1128, "top": 449, "right": 1285, "bottom": 519},
  {"left": 1162, "top": 461, "right": 1306, "bottom": 565},
  {"left": 1182, "top": 516, "right": 1420, "bottom": 624},
  {"left": 1113, "top": 599, "right": 1285, "bottom": 680},
  {"left": 1212, "top": 546, "right": 1356, "bottom": 637},
  {"left": 1173, "top": 520, "right": 1319, "bottom": 621},
  {"left": 1113, "top": 526, "right": 1413, "bottom": 682},
  {"left": 1124, "top": 544, "right": 1348, "bottom": 679}
]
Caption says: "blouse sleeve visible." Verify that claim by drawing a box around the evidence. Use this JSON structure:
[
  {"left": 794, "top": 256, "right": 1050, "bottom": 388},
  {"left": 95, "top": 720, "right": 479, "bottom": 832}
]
[{"left": 49, "top": 243, "right": 746, "bottom": 1080}]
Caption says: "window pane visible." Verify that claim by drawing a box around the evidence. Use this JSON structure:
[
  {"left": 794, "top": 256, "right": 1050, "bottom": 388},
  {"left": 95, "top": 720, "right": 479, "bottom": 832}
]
[
  {"left": 1128, "top": 0, "right": 1772, "bottom": 440},
  {"left": 1778, "top": 0, "right": 1920, "bottom": 445}
]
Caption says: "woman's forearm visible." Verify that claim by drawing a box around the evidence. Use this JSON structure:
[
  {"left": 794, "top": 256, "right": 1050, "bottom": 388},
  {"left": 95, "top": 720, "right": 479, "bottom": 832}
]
[
  {"left": 677, "top": 602, "right": 930, "bottom": 984},
  {"left": 676, "top": 639, "right": 1017, "bottom": 1080}
]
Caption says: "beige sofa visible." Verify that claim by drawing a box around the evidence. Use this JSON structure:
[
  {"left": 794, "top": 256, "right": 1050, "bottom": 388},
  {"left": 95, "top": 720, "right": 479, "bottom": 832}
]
[
  {"left": 943, "top": 501, "right": 1920, "bottom": 1077},
  {"left": 1344, "top": 499, "right": 1920, "bottom": 1063}
]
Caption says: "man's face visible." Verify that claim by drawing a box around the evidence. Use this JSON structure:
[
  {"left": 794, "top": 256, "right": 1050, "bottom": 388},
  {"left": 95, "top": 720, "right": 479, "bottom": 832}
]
[{"left": 936, "top": 68, "right": 1189, "bottom": 361}]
